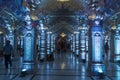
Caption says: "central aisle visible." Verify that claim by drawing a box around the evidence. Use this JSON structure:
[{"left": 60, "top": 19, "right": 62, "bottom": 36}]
[{"left": 33, "top": 52, "right": 90, "bottom": 80}]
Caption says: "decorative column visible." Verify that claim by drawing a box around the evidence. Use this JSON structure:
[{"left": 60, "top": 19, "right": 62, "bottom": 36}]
[
  {"left": 47, "top": 32, "right": 51, "bottom": 56},
  {"left": 70, "top": 35, "right": 73, "bottom": 52},
  {"left": 37, "top": 35, "right": 41, "bottom": 53},
  {"left": 38, "top": 21, "right": 47, "bottom": 62},
  {"left": 85, "top": 36, "right": 89, "bottom": 61},
  {"left": 49, "top": 34, "right": 54, "bottom": 61},
  {"left": 72, "top": 34, "right": 75, "bottom": 54},
  {"left": 53, "top": 35, "right": 56, "bottom": 52},
  {"left": 109, "top": 24, "right": 115, "bottom": 62},
  {"left": 46, "top": 31, "right": 54, "bottom": 61},
  {"left": 113, "top": 24, "right": 120, "bottom": 62},
  {"left": 74, "top": 31, "right": 80, "bottom": 57},
  {"left": 80, "top": 30, "right": 86, "bottom": 62},
  {"left": 51, "top": 34, "right": 54, "bottom": 54},
  {"left": 21, "top": 12, "right": 35, "bottom": 74},
  {"left": 14, "top": 29, "right": 18, "bottom": 56},
  {"left": 88, "top": 19, "right": 105, "bottom": 76}
]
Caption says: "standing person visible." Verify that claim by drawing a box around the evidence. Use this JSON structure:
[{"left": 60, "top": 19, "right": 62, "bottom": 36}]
[
  {"left": 104, "top": 41, "right": 109, "bottom": 58},
  {"left": 3, "top": 40, "right": 13, "bottom": 69}
]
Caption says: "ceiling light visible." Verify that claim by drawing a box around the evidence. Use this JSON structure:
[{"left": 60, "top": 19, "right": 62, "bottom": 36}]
[
  {"left": 61, "top": 33, "right": 66, "bottom": 37},
  {"left": 0, "top": 31, "right": 3, "bottom": 34},
  {"left": 111, "top": 25, "right": 116, "bottom": 30},
  {"left": 88, "top": 14, "right": 96, "bottom": 20},
  {"left": 57, "top": 0, "right": 69, "bottom": 2},
  {"left": 31, "top": 15, "right": 38, "bottom": 20}
]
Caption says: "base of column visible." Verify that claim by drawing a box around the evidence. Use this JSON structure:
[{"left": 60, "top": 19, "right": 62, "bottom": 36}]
[
  {"left": 38, "top": 52, "right": 46, "bottom": 62},
  {"left": 20, "top": 62, "right": 34, "bottom": 77},
  {"left": 81, "top": 59, "right": 86, "bottom": 63},
  {"left": 114, "top": 55, "right": 120, "bottom": 62},
  {"left": 46, "top": 54, "right": 54, "bottom": 61},
  {"left": 88, "top": 63, "right": 105, "bottom": 76}
]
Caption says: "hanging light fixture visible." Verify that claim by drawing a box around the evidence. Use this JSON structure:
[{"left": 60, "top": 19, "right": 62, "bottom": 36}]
[{"left": 61, "top": 32, "right": 66, "bottom": 37}]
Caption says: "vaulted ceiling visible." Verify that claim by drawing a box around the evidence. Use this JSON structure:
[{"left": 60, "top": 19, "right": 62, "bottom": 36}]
[{"left": 0, "top": 0, "right": 120, "bottom": 36}]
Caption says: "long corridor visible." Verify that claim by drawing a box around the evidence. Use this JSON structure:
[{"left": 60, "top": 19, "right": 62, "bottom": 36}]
[
  {"left": 0, "top": 52, "right": 120, "bottom": 80},
  {"left": 1, "top": 0, "right": 120, "bottom": 80}
]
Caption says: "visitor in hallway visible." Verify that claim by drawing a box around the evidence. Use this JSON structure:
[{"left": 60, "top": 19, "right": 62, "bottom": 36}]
[
  {"left": 3, "top": 40, "right": 13, "bottom": 69},
  {"left": 104, "top": 41, "right": 109, "bottom": 58}
]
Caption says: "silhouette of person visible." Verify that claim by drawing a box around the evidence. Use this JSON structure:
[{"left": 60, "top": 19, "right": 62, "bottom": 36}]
[
  {"left": 3, "top": 40, "right": 13, "bottom": 69},
  {"left": 104, "top": 41, "right": 109, "bottom": 57}
]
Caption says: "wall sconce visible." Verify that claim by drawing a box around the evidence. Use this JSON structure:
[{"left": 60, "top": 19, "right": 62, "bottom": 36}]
[{"left": 111, "top": 25, "right": 116, "bottom": 30}]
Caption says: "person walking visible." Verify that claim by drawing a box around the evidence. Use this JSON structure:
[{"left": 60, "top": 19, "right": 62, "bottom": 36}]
[{"left": 3, "top": 40, "right": 13, "bottom": 69}]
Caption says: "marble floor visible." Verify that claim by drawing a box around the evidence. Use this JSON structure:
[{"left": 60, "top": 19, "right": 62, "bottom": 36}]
[{"left": 0, "top": 52, "right": 120, "bottom": 80}]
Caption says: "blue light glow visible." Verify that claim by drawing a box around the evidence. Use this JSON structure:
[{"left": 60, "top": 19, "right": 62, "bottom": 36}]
[
  {"left": 114, "top": 30, "right": 120, "bottom": 61},
  {"left": 95, "top": 20, "right": 100, "bottom": 25},
  {"left": 24, "top": 32, "right": 34, "bottom": 61},
  {"left": 22, "top": 69, "right": 27, "bottom": 72},
  {"left": 75, "top": 32, "right": 79, "bottom": 55},
  {"left": 91, "top": 64, "right": 105, "bottom": 75},
  {"left": 92, "top": 25, "right": 103, "bottom": 62},
  {"left": 98, "top": 67, "right": 103, "bottom": 73}
]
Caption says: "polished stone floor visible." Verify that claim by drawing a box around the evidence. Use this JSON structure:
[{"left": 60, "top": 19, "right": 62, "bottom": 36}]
[{"left": 0, "top": 52, "right": 120, "bottom": 80}]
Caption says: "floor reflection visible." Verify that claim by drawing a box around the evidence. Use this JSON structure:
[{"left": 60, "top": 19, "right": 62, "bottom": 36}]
[{"left": 0, "top": 52, "right": 120, "bottom": 80}]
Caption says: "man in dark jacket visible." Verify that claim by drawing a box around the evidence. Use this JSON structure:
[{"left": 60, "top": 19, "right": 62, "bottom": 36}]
[{"left": 3, "top": 40, "right": 13, "bottom": 69}]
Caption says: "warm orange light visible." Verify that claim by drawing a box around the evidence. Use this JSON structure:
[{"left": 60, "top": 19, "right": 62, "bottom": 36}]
[
  {"left": 0, "top": 31, "right": 3, "bottom": 34},
  {"left": 111, "top": 25, "right": 116, "bottom": 30},
  {"left": 57, "top": 0, "right": 69, "bottom": 2},
  {"left": 88, "top": 14, "right": 96, "bottom": 20},
  {"left": 60, "top": 33, "right": 66, "bottom": 37},
  {"left": 30, "top": 15, "right": 38, "bottom": 21}
]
